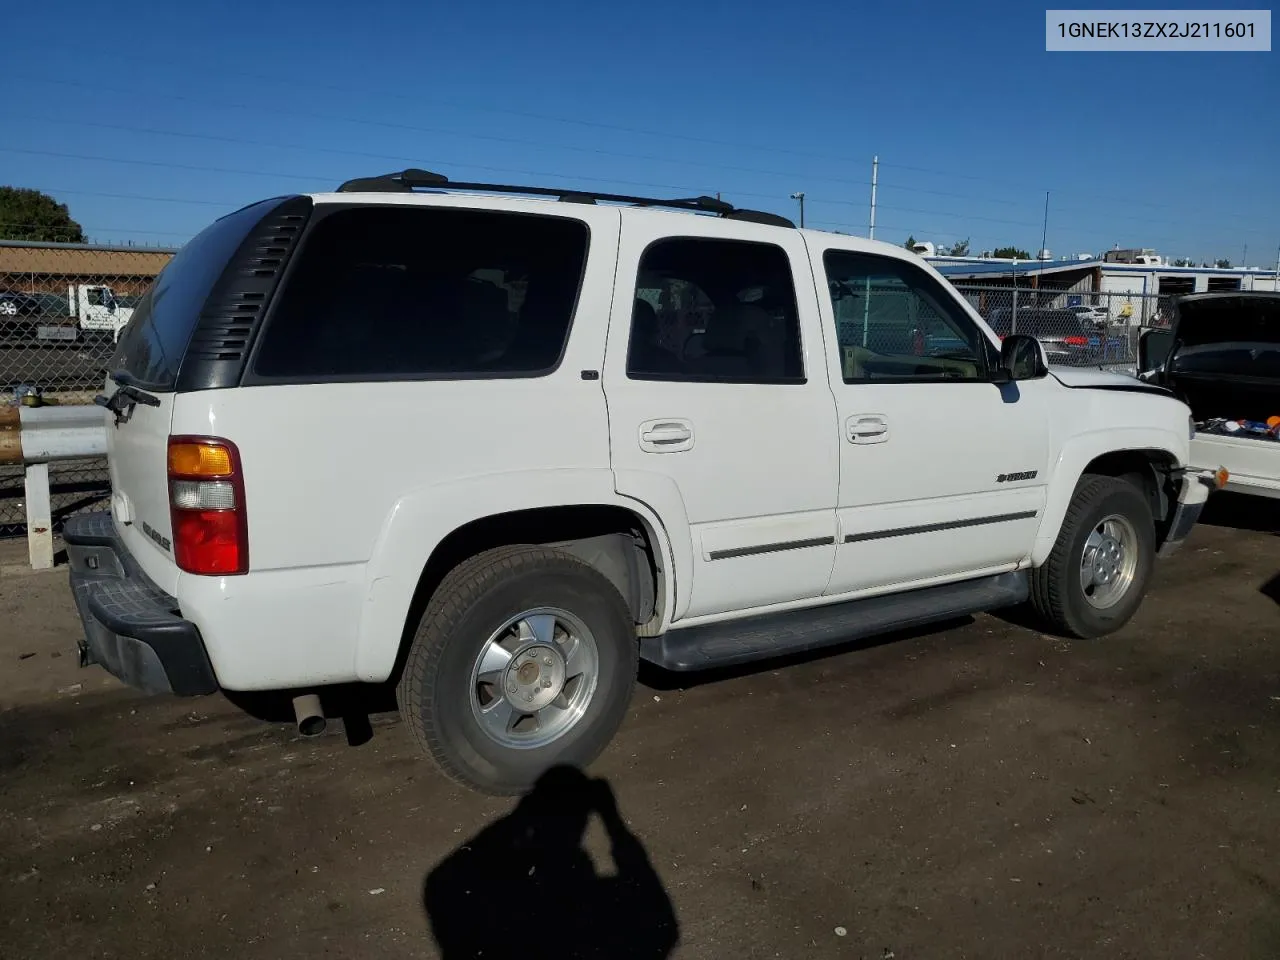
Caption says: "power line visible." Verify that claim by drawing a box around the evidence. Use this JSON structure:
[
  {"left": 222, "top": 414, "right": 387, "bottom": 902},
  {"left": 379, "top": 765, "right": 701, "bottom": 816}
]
[
  {"left": 19, "top": 112, "right": 1094, "bottom": 211},
  {"left": 0, "top": 221, "right": 190, "bottom": 237},
  {"left": 27, "top": 188, "right": 235, "bottom": 207},
  {"left": 80, "top": 57, "right": 1280, "bottom": 229},
  {"left": 16, "top": 80, "right": 876, "bottom": 189},
  {"left": 879, "top": 159, "right": 1272, "bottom": 223},
  {"left": 31, "top": 59, "right": 871, "bottom": 167},
  {"left": 0, "top": 146, "right": 334, "bottom": 184},
  {"left": 17, "top": 76, "right": 1276, "bottom": 239},
  {"left": 9, "top": 151, "right": 801, "bottom": 212},
  {"left": 15, "top": 115, "right": 1275, "bottom": 244}
]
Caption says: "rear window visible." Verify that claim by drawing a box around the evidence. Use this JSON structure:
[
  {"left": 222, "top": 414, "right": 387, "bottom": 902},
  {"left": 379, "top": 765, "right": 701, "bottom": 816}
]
[
  {"left": 251, "top": 205, "right": 589, "bottom": 380},
  {"left": 111, "top": 198, "right": 289, "bottom": 391}
]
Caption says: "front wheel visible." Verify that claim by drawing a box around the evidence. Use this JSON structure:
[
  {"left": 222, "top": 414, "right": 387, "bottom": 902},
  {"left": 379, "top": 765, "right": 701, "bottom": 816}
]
[
  {"left": 397, "top": 545, "right": 638, "bottom": 795},
  {"left": 1029, "top": 475, "right": 1156, "bottom": 639}
]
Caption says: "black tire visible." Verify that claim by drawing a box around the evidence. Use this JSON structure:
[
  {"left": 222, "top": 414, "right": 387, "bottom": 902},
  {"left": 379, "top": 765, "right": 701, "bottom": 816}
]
[
  {"left": 1029, "top": 474, "right": 1156, "bottom": 639},
  {"left": 397, "top": 545, "right": 638, "bottom": 795}
]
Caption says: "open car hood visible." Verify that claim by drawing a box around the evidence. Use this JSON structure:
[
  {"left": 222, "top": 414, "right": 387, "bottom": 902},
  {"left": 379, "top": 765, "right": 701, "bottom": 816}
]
[{"left": 1173, "top": 293, "right": 1280, "bottom": 348}]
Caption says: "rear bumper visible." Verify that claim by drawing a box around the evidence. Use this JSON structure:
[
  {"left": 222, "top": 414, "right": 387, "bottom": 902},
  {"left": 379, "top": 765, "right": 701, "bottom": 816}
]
[{"left": 63, "top": 512, "right": 218, "bottom": 696}]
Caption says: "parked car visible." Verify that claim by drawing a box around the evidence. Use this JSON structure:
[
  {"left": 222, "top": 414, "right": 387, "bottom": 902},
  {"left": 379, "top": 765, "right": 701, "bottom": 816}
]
[
  {"left": 986, "top": 308, "right": 1104, "bottom": 365},
  {"left": 1139, "top": 291, "right": 1280, "bottom": 500},
  {"left": 0, "top": 288, "right": 99, "bottom": 348},
  {"left": 1067, "top": 304, "right": 1111, "bottom": 330},
  {"left": 0, "top": 291, "right": 44, "bottom": 341},
  {"left": 65, "top": 170, "right": 1220, "bottom": 794},
  {"left": 0, "top": 290, "right": 42, "bottom": 317}
]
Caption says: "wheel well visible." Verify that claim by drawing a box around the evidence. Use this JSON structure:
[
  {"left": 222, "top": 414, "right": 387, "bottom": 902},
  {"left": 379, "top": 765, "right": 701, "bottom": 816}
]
[
  {"left": 1082, "top": 449, "right": 1180, "bottom": 540},
  {"left": 391, "top": 505, "right": 663, "bottom": 683}
]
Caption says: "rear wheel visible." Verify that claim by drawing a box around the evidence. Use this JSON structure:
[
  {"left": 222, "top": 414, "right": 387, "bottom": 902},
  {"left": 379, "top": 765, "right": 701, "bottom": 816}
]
[
  {"left": 1030, "top": 475, "right": 1156, "bottom": 638},
  {"left": 397, "top": 545, "right": 638, "bottom": 795}
]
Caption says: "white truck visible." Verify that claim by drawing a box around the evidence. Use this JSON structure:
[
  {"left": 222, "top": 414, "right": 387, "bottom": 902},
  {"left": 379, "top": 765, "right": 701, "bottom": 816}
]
[
  {"left": 65, "top": 284, "right": 134, "bottom": 343},
  {"left": 64, "top": 170, "right": 1224, "bottom": 794},
  {"left": 1139, "top": 292, "right": 1280, "bottom": 499}
]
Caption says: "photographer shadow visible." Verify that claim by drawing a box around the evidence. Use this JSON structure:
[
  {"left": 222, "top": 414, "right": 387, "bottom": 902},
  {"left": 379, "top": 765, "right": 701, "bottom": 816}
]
[{"left": 423, "top": 766, "right": 679, "bottom": 960}]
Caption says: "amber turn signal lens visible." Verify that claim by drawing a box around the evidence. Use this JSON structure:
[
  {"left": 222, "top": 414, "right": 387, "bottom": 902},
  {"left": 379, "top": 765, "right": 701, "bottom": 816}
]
[
  {"left": 168, "top": 442, "right": 234, "bottom": 478},
  {"left": 1214, "top": 466, "right": 1230, "bottom": 490}
]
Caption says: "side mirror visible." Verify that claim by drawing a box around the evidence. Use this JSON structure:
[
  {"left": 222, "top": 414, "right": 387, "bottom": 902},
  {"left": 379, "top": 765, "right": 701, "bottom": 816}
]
[
  {"left": 1137, "top": 328, "right": 1173, "bottom": 377},
  {"left": 994, "top": 333, "right": 1048, "bottom": 383}
]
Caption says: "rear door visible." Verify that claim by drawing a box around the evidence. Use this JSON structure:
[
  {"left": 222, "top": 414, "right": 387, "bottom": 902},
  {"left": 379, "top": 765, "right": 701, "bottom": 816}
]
[
  {"left": 603, "top": 214, "right": 839, "bottom": 622},
  {"left": 106, "top": 198, "right": 297, "bottom": 593}
]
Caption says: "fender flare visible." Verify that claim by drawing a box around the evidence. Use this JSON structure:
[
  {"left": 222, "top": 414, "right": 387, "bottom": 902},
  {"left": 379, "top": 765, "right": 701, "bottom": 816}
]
[
  {"left": 1030, "top": 426, "right": 1184, "bottom": 566},
  {"left": 352, "top": 467, "right": 689, "bottom": 682}
]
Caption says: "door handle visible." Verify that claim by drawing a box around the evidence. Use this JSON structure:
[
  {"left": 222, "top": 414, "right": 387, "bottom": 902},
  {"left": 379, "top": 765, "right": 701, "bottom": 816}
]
[
  {"left": 847, "top": 414, "right": 889, "bottom": 444},
  {"left": 639, "top": 419, "right": 694, "bottom": 453}
]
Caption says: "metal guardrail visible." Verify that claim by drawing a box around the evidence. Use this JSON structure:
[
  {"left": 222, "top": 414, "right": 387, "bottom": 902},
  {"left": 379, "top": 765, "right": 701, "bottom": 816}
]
[{"left": 0, "top": 404, "right": 108, "bottom": 568}]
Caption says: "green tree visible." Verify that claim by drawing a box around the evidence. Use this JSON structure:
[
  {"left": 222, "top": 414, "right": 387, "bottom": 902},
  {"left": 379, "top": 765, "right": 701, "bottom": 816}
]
[
  {"left": 992, "top": 246, "right": 1031, "bottom": 259},
  {"left": 0, "top": 187, "right": 85, "bottom": 242},
  {"left": 904, "top": 234, "right": 917, "bottom": 250},
  {"left": 1215, "top": 258, "right": 1231, "bottom": 269},
  {"left": 946, "top": 238, "right": 970, "bottom": 257},
  {"left": 1171, "top": 257, "right": 1195, "bottom": 267}
]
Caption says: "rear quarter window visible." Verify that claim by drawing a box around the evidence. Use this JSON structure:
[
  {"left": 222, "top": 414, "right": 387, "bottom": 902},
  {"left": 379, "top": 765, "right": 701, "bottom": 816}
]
[
  {"left": 111, "top": 198, "right": 294, "bottom": 391},
  {"left": 250, "top": 205, "right": 589, "bottom": 381}
]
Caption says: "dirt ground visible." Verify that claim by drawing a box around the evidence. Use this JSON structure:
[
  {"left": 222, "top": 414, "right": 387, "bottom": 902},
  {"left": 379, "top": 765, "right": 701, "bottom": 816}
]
[{"left": 1, "top": 495, "right": 1278, "bottom": 959}]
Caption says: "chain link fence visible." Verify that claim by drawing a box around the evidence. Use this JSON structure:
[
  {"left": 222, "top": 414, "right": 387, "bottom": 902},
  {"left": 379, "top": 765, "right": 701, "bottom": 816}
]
[
  {"left": 1, "top": 241, "right": 174, "bottom": 535},
  {"left": 949, "top": 282, "right": 1171, "bottom": 371}
]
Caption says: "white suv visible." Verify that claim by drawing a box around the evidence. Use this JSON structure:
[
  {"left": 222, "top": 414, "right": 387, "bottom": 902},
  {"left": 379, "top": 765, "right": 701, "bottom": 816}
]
[{"left": 66, "top": 170, "right": 1220, "bottom": 794}]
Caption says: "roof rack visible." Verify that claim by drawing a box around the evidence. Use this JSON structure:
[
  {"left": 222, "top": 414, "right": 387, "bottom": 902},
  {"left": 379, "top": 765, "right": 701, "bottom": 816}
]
[{"left": 334, "top": 168, "right": 796, "bottom": 228}]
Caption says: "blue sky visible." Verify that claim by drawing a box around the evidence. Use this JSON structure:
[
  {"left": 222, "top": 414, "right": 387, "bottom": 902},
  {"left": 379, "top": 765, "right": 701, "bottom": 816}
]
[{"left": 3, "top": 0, "right": 1276, "bottom": 264}]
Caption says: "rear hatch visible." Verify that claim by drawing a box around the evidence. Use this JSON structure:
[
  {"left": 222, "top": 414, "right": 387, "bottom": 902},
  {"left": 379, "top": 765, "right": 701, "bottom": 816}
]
[
  {"left": 104, "top": 197, "right": 310, "bottom": 593},
  {"left": 1162, "top": 293, "right": 1280, "bottom": 425},
  {"left": 1155, "top": 293, "right": 1280, "bottom": 495}
]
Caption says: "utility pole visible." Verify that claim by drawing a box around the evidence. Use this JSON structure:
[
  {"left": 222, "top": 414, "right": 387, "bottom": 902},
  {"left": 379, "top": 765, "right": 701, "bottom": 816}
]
[
  {"left": 1241, "top": 243, "right": 1248, "bottom": 268},
  {"left": 1040, "top": 191, "right": 1050, "bottom": 261},
  {"left": 868, "top": 155, "right": 879, "bottom": 239},
  {"left": 789, "top": 192, "right": 805, "bottom": 228}
]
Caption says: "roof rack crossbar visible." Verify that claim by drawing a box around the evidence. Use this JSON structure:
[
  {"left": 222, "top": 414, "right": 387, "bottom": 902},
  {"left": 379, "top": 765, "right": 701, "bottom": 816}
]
[{"left": 334, "top": 169, "right": 794, "bottom": 227}]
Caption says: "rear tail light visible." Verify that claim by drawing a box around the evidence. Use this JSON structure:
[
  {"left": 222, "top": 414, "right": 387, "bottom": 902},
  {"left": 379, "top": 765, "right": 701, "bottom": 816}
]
[
  {"left": 1063, "top": 336, "right": 1088, "bottom": 346},
  {"left": 167, "top": 436, "right": 248, "bottom": 575}
]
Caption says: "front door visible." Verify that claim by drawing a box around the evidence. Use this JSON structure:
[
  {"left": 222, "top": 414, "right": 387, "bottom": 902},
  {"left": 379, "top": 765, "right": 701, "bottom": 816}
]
[
  {"left": 603, "top": 218, "right": 839, "bottom": 622},
  {"left": 812, "top": 246, "right": 1051, "bottom": 596}
]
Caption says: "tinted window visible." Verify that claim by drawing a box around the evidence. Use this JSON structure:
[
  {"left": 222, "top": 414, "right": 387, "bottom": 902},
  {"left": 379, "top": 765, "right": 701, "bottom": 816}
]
[
  {"left": 253, "top": 206, "right": 588, "bottom": 380},
  {"left": 1173, "top": 342, "right": 1280, "bottom": 378},
  {"left": 824, "top": 251, "right": 989, "bottom": 382},
  {"left": 112, "top": 199, "right": 285, "bottom": 391},
  {"left": 627, "top": 237, "right": 804, "bottom": 383}
]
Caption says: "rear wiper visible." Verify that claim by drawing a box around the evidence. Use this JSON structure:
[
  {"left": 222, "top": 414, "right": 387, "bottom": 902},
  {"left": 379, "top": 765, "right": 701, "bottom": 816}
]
[
  {"left": 106, "top": 370, "right": 161, "bottom": 407},
  {"left": 95, "top": 370, "right": 161, "bottom": 423}
]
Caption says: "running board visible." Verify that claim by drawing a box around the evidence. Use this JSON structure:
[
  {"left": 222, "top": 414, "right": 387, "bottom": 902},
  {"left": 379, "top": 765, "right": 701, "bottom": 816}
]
[{"left": 640, "top": 571, "right": 1029, "bottom": 672}]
